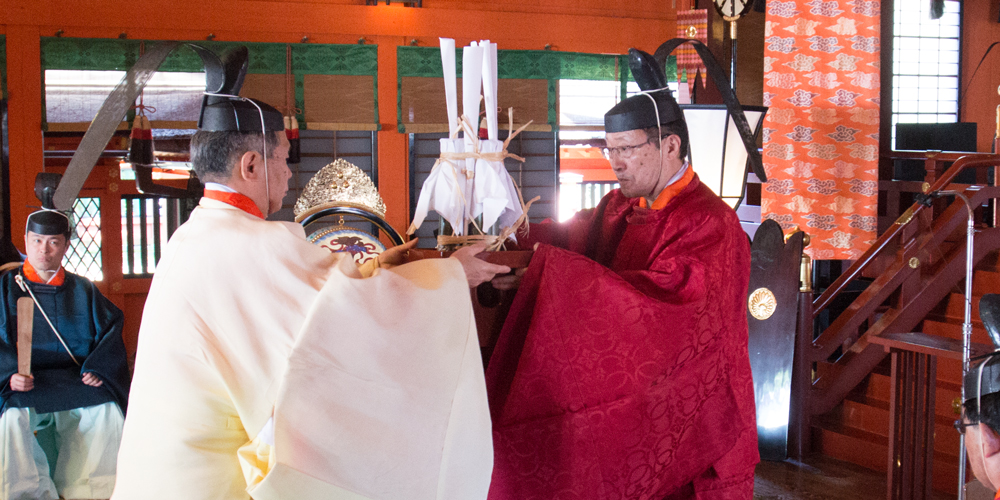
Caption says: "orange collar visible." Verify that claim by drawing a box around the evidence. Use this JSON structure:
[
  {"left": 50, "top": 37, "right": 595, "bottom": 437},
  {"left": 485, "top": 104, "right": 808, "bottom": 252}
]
[
  {"left": 203, "top": 189, "right": 265, "bottom": 219},
  {"left": 638, "top": 165, "right": 696, "bottom": 210},
  {"left": 23, "top": 259, "right": 65, "bottom": 286}
]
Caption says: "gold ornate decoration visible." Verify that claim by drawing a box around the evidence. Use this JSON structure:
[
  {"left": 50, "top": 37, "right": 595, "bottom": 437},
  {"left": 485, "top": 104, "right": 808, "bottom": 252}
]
[
  {"left": 748, "top": 287, "right": 777, "bottom": 320},
  {"left": 686, "top": 25, "right": 698, "bottom": 38},
  {"left": 293, "top": 159, "right": 387, "bottom": 223},
  {"left": 909, "top": 257, "right": 920, "bottom": 269},
  {"left": 895, "top": 207, "right": 916, "bottom": 226}
]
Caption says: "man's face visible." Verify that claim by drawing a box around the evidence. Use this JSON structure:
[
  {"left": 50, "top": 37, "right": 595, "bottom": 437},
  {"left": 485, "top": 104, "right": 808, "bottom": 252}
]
[
  {"left": 24, "top": 232, "right": 69, "bottom": 272},
  {"left": 605, "top": 130, "right": 661, "bottom": 199},
  {"left": 966, "top": 420, "right": 997, "bottom": 490},
  {"left": 265, "top": 132, "right": 292, "bottom": 215}
]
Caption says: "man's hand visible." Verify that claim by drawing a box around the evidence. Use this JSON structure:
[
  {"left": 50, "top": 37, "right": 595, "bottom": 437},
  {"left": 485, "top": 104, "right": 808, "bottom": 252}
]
[
  {"left": 9, "top": 374, "right": 33, "bottom": 392},
  {"left": 490, "top": 242, "right": 536, "bottom": 290},
  {"left": 82, "top": 372, "right": 103, "bottom": 387},
  {"left": 451, "top": 243, "right": 512, "bottom": 288},
  {"left": 378, "top": 239, "right": 419, "bottom": 268},
  {"left": 492, "top": 267, "right": 527, "bottom": 290}
]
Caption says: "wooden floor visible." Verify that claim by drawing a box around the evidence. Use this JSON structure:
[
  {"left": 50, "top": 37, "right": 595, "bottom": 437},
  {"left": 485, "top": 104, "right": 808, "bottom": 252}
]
[{"left": 753, "top": 455, "right": 958, "bottom": 500}]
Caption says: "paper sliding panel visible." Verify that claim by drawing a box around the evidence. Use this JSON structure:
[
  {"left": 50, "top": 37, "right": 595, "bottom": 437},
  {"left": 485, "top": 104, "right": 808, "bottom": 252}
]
[
  {"left": 303, "top": 75, "right": 375, "bottom": 129},
  {"left": 400, "top": 76, "right": 549, "bottom": 133},
  {"left": 240, "top": 74, "right": 286, "bottom": 114}
]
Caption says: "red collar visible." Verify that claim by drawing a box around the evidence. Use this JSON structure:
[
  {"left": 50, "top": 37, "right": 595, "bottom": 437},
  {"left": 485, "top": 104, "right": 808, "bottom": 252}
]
[
  {"left": 203, "top": 189, "right": 265, "bottom": 219},
  {"left": 23, "top": 259, "right": 65, "bottom": 286}
]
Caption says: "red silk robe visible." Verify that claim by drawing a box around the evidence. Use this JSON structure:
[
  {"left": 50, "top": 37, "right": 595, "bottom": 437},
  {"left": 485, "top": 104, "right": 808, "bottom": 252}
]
[{"left": 486, "top": 175, "right": 758, "bottom": 499}]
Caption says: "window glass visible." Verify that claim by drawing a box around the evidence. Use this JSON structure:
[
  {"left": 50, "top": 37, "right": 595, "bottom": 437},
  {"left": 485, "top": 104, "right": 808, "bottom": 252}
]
[{"left": 891, "top": 0, "right": 961, "bottom": 145}]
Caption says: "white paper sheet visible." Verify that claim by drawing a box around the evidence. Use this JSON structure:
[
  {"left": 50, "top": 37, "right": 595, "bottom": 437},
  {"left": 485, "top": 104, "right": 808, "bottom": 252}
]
[
  {"left": 462, "top": 44, "right": 485, "bottom": 215},
  {"left": 480, "top": 41, "right": 499, "bottom": 140},
  {"left": 439, "top": 38, "right": 459, "bottom": 137}
]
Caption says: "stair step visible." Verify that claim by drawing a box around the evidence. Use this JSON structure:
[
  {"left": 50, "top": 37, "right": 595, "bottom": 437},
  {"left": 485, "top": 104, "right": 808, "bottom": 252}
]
[
  {"left": 819, "top": 361, "right": 963, "bottom": 417},
  {"left": 974, "top": 269, "right": 1000, "bottom": 296},
  {"left": 922, "top": 319, "right": 992, "bottom": 343},
  {"left": 830, "top": 396, "right": 964, "bottom": 456},
  {"left": 812, "top": 417, "right": 960, "bottom": 494},
  {"left": 943, "top": 292, "right": 986, "bottom": 322}
]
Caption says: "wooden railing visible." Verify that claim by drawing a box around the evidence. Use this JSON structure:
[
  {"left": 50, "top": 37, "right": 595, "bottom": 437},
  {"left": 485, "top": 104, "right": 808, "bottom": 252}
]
[{"left": 791, "top": 151, "right": 1000, "bottom": 454}]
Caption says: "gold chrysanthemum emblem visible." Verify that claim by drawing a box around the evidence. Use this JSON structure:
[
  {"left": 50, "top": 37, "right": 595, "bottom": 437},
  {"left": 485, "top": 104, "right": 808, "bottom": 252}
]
[{"left": 748, "top": 287, "right": 777, "bottom": 320}]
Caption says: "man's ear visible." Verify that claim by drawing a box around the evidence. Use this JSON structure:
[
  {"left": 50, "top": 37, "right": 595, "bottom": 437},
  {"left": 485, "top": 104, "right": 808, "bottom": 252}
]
[
  {"left": 979, "top": 423, "right": 1000, "bottom": 457},
  {"left": 660, "top": 134, "right": 683, "bottom": 160},
  {"left": 237, "top": 150, "right": 261, "bottom": 181}
]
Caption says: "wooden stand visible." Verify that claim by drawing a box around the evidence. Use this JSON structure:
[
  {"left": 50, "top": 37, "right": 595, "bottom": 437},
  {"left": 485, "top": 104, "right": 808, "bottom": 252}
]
[{"left": 871, "top": 332, "right": 989, "bottom": 500}]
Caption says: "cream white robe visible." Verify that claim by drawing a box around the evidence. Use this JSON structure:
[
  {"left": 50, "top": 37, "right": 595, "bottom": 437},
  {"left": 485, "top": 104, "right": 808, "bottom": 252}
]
[{"left": 112, "top": 199, "right": 492, "bottom": 500}]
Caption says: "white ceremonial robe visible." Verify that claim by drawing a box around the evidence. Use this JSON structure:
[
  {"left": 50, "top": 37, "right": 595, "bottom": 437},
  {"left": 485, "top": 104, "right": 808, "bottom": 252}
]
[
  {"left": 112, "top": 198, "right": 492, "bottom": 500},
  {"left": 1, "top": 402, "right": 123, "bottom": 500}
]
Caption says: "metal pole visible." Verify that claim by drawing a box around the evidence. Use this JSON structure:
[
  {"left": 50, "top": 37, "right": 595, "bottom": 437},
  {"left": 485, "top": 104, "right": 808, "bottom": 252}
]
[
  {"left": 938, "top": 190, "right": 975, "bottom": 500},
  {"left": 728, "top": 19, "right": 738, "bottom": 91}
]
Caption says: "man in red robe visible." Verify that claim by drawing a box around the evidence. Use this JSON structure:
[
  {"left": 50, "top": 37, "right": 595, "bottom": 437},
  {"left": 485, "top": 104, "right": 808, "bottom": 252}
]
[{"left": 487, "top": 88, "right": 758, "bottom": 499}]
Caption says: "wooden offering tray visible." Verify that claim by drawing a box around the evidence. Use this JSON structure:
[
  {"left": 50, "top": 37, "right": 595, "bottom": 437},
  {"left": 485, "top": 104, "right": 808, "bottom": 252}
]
[{"left": 406, "top": 249, "right": 533, "bottom": 362}]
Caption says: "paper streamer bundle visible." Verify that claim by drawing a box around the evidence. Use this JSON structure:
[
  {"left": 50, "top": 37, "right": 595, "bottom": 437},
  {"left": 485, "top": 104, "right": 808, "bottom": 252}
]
[{"left": 408, "top": 38, "right": 536, "bottom": 250}]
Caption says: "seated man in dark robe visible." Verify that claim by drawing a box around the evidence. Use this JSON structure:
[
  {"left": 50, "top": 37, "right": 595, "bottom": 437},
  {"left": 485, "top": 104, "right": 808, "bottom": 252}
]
[
  {"left": 486, "top": 88, "right": 758, "bottom": 499},
  {"left": 0, "top": 209, "right": 130, "bottom": 500}
]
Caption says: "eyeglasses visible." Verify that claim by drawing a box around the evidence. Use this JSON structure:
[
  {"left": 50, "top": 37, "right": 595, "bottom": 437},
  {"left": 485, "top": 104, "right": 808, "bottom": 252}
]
[
  {"left": 601, "top": 138, "right": 655, "bottom": 160},
  {"left": 955, "top": 419, "right": 978, "bottom": 434}
]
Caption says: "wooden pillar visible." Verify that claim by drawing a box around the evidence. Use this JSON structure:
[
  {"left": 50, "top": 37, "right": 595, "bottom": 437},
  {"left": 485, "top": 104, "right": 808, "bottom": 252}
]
[
  {"left": 376, "top": 37, "right": 409, "bottom": 237},
  {"left": 5, "top": 25, "right": 43, "bottom": 253}
]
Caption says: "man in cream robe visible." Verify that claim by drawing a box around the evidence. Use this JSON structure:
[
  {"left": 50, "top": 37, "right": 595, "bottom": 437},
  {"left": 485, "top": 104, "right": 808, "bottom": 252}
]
[{"left": 113, "top": 50, "right": 506, "bottom": 500}]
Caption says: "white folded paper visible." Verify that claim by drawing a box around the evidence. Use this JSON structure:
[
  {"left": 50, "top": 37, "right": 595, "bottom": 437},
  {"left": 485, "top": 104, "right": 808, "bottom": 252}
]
[
  {"left": 440, "top": 38, "right": 459, "bottom": 137},
  {"left": 480, "top": 41, "right": 498, "bottom": 141},
  {"left": 409, "top": 138, "right": 468, "bottom": 236}
]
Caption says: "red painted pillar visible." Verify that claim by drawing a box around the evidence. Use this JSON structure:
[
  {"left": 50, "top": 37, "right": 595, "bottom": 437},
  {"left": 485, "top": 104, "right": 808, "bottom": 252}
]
[
  {"left": 376, "top": 37, "right": 409, "bottom": 238},
  {"left": 5, "top": 25, "right": 44, "bottom": 253}
]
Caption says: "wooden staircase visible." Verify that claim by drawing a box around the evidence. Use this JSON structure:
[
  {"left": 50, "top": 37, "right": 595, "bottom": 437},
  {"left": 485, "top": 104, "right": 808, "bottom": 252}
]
[
  {"left": 809, "top": 252, "right": 1000, "bottom": 492},
  {"left": 788, "top": 152, "right": 1000, "bottom": 495}
]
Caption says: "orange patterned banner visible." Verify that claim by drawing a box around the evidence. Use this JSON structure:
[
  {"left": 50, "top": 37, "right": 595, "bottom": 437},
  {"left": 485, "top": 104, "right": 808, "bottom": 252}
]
[
  {"left": 762, "top": 0, "right": 880, "bottom": 260},
  {"left": 676, "top": 9, "right": 708, "bottom": 94}
]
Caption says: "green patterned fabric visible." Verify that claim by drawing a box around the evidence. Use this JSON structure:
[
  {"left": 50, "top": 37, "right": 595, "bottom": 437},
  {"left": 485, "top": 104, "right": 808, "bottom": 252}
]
[
  {"left": 39, "top": 38, "right": 379, "bottom": 128},
  {"left": 398, "top": 46, "right": 623, "bottom": 80},
  {"left": 293, "top": 44, "right": 377, "bottom": 76},
  {"left": 41, "top": 37, "right": 141, "bottom": 72},
  {"left": 159, "top": 42, "right": 287, "bottom": 74},
  {"left": 397, "top": 47, "right": 672, "bottom": 129},
  {"left": 41, "top": 38, "right": 378, "bottom": 76}
]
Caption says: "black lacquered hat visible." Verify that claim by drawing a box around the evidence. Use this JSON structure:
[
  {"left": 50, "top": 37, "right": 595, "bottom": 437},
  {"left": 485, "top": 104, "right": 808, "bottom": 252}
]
[
  {"left": 196, "top": 46, "right": 284, "bottom": 133},
  {"left": 604, "top": 89, "right": 683, "bottom": 134},
  {"left": 965, "top": 294, "right": 1000, "bottom": 402},
  {"left": 26, "top": 210, "right": 71, "bottom": 238}
]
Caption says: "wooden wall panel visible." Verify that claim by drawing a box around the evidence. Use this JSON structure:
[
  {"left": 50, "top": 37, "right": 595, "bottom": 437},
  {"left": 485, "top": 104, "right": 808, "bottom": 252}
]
[{"left": 961, "top": 0, "right": 1000, "bottom": 152}]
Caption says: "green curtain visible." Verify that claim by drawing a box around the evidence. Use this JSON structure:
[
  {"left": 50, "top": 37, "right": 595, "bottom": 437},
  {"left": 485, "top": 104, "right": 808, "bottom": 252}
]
[
  {"left": 39, "top": 38, "right": 379, "bottom": 128},
  {"left": 396, "top": 46, "right": 676, "bottom": 131}
]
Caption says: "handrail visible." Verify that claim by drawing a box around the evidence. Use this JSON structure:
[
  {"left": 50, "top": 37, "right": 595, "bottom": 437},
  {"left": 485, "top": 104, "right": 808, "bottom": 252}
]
[
  {"left": 812, "top": 153, "right": 1000, "bottom": 318},
  {"left": 810, "top": 185, "right": 1000, "bottom": 362}
]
